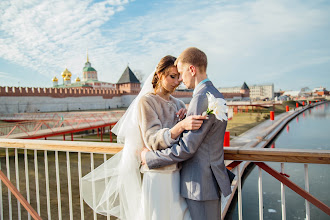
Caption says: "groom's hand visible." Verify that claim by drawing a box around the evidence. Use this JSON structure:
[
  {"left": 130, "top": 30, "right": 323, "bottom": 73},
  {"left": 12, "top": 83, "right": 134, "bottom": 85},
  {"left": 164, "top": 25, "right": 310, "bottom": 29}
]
[{"left": 141, "top": 147, "right": 149, "bottom": 165}]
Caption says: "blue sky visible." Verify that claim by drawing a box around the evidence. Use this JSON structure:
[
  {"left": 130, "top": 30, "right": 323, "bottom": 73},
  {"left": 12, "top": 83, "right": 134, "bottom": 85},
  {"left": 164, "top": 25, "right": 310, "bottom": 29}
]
[{"left": 0, "top": 0, "right": 329, "bottom": 91}]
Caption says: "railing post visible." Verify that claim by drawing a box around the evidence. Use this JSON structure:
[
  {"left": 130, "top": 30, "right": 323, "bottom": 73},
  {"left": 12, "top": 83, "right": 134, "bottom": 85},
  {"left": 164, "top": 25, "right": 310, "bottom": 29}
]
[
  {"left": 55, "top": 151, "right": 62, "bottom": 220},
  {"left": 66, "top": 152, "right": 73, "bottom": 220},
  {"left": 34, "top": 150, "right": 41, "bottom": 215},
  {"left": 281, "top": 163, "right": 286, "bottom": 220},
  {"left": 15, "top": 148, "right": 22, "bottom": 220},
  {"left": 78, "top": 152, "right": 85, "bottom": 220},
  {"left": 110, "top": 126, "right": 113, "bottom": 142},
  {"left": 104, "top": 154, "right": 111, "bottom": 220},
  {"left": 44, "top": 150, "right": 51, "bottom": 220},
  {"left": 304, "top": 164, "right": 310, "bottom": 220},
  {"left": 258, "top": 167, "right": 263, "bottom": 220},
  {"left": 0, "top": 158, "right": 3, "bottom": 220},
  {"left": 24, "top": 149, "right": 31, "bottom": 220},
  {"left": 6, "top": 148, "right": 13, "bottom": 220},
  {"left": 91, "top": 153, "right": 97, "bottom": 220},
  {"left": 237, "top": 163, "right": 243, "bottom": 220}
]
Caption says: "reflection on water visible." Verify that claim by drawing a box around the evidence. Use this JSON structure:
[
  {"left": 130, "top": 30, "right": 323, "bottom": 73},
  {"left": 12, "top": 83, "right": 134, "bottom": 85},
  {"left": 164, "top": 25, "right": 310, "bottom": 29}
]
[{"left": 228, "top": 103, "right": 330, "bottom": 220}]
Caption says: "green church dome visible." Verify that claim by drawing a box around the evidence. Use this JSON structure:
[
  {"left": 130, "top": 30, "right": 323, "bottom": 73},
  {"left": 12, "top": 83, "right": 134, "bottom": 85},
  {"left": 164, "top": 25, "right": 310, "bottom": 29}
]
[{"left": 83, "top": 66, "right": 96, "bottom": 72}]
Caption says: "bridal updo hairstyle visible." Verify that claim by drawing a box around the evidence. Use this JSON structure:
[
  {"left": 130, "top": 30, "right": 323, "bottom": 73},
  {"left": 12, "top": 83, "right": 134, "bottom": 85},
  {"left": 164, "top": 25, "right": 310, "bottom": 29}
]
[
  {"left": 152, "top": 55, "right": 177, "bottom": 92},
  {"left": 174, "top": 47, "right": 207, "bottom": 73}
]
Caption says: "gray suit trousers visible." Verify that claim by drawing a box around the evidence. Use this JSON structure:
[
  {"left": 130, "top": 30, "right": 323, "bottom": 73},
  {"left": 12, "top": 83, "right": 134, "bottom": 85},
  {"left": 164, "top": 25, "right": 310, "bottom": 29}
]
[{"left": 186, "top": 198, "right": 221, "bottom": 220}]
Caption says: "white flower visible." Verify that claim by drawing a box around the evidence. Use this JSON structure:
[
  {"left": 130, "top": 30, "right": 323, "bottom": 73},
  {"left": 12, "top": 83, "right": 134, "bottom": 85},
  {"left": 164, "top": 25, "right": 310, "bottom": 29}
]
[{"left": 204, "top": 92, "right": 228, "bottom": 121}]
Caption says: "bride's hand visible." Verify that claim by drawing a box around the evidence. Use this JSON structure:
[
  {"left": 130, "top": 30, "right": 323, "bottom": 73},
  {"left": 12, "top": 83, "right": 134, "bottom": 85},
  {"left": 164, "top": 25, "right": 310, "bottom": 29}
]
[
  {"left": 140, "top": 147, "right": 149, "bottom": 165},
  {"left": 180, "top": 115, "right": 208, "bottom": 131},
  {"left": 176, "top": 108, "right": 187, "bottom": 120}
]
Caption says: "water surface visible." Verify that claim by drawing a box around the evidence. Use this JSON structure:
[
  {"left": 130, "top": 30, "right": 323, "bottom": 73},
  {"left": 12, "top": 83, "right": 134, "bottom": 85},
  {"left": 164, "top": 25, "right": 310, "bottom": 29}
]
[{"left": 228, "top": 103, "right": 330, "bottom": 220}]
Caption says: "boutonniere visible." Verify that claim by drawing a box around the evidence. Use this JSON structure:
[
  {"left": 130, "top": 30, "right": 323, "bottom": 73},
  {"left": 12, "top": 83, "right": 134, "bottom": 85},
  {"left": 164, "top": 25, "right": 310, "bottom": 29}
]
[{"left": 202, "top": 92, "right": 228, "bottom": 121}]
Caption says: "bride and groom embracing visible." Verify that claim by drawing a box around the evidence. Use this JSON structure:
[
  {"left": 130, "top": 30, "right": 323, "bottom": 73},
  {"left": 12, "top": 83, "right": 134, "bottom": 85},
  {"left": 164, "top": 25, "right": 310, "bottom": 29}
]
[{"left": 81, "top": 47, "right": 235, "bottom": 220}]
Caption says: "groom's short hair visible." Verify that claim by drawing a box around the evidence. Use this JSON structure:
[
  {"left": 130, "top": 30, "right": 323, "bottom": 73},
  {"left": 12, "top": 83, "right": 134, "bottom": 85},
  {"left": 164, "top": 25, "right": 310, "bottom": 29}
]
[{"left": 175, "top": 47, "right": 207, "bottom": 72}]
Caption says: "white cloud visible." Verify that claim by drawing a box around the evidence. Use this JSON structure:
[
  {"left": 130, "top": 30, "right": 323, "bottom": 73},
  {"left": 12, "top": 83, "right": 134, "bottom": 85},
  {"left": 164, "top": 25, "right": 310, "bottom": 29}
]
[
  {"left": 0, "top": 0, "right": 130, "bottom": 82},
  {"left": 0, "top": 0, "right": 329, "bottom": 90},
  {"left": 101, "top": 0, "right": 330, "bottom": 88},
  {"left": 0, "top": 71, "right": 20, "bottom": 81}
]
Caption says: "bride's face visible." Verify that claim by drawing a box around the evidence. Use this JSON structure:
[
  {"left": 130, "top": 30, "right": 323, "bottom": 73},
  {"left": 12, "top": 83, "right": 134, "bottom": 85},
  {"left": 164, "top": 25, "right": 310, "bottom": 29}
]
[{"left": 159, "top": 66, "right": 181, "bottom": 93}]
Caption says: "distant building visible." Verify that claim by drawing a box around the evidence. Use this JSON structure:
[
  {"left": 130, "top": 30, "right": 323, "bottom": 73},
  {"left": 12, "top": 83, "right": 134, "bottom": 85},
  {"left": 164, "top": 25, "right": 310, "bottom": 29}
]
[
  {"left": 249, "top": 84, "right": 274, "bottom": 100},
  {"left": 282, "top": 90, "right": 303, "bottom": 97},
  {"left": 219, "top": 82, "right": 274, "bottom": 100},
  {"left": 218, "top": 82, "right": 250, "bottom": 101},
  {"left": 274, "top": 90, "right": 285, "bottom": 98},
  {"left": 312, "top": 87, "right": 329, "bottom": 96},
  {"left": 116, "top": 66, "right": 141, "bottom": 93}
]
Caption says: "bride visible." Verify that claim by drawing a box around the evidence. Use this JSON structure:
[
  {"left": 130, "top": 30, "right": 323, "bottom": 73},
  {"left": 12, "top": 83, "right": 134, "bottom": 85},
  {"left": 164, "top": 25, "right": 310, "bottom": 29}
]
[{"left": 81, "top": 55, "right": 206, "bottom": 220}]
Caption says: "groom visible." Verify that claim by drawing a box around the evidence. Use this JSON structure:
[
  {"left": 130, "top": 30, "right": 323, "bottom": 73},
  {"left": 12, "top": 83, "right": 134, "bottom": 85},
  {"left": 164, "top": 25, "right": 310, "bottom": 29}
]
[{"left": 141, "top": 47, "right": 233, "bottom": 220}]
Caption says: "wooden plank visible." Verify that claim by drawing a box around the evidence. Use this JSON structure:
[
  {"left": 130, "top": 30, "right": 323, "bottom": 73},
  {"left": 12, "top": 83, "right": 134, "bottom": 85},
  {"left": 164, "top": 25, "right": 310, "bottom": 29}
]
[
  {"left": 0, "top": 139, "right": 329, "bottom": 163},
  {"left": 0, "top": 170, "right": 42, "bottom": 220},
  {"left": 0, "top": 139, "right": 123, "bottom": 154},
  {"left": 224, "top": 148, "right": 330, "bottom": 164},
  {"left": 226, "top": 154, "right": 329, "bottom": 164}
]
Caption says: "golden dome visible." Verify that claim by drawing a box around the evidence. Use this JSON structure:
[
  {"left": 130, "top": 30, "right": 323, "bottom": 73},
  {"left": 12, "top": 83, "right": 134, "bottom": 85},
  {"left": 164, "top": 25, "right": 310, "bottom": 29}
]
[
  {"left": 61, "top": 68, "right": 72, "bottom": 77},
  {"left": 64, "top": 75, "right": 71, "bottom": 81},
  {"left": 75, "top": 77, "right": 81, "bottom": 82},
  {"left": 52, "top": 76, "right": 58, "bottom": 82}
]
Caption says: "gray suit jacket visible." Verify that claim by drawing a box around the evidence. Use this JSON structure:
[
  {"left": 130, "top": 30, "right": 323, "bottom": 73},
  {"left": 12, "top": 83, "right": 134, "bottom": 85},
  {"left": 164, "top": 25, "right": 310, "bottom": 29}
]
[{"left": 145, "top": 81, "right": 233, "bottom": 200}]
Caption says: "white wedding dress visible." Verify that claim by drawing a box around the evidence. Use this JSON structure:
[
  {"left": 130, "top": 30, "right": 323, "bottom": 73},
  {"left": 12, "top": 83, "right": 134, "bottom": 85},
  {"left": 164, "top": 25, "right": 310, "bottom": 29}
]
[
  {"left": 81, "top": 72, "right": 191, "bottom": 220},
  {"left": 142, "top": 170, "right": 191, "bottom": 220}
]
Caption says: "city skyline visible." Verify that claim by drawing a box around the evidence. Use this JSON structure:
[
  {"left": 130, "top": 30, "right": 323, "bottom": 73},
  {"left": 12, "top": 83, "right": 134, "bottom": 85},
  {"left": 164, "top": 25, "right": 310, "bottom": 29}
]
[{"left": 0, "top": 0, "right": 329, "bottom": 91}]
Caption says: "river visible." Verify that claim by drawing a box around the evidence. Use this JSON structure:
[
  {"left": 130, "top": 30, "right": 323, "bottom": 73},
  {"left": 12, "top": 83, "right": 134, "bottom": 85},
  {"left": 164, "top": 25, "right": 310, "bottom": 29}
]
[{"left": 227, "top": 102, "right": 330, "bottom": 220}]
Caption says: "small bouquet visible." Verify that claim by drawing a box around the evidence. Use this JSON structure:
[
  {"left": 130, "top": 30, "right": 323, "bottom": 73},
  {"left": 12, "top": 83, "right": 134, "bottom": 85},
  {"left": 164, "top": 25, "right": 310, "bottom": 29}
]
[{"left": 202, "top": 92, "right": 228, "bottom": 121}]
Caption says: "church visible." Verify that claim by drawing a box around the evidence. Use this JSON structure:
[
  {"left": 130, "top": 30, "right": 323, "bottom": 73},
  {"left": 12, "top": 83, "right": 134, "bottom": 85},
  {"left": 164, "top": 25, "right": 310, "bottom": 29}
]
[{"left": 52, "top": 52, "right": 140, "bottom": 93}]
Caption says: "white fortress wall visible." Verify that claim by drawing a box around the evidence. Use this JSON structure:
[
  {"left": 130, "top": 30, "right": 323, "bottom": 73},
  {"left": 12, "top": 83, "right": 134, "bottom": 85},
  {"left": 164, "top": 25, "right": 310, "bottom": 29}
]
[
  {"left": 0, "top": 94, "right": 192, "bottom": 114},
  {"left": 0, "top": 95, "right": 138, "bottom": 114}
]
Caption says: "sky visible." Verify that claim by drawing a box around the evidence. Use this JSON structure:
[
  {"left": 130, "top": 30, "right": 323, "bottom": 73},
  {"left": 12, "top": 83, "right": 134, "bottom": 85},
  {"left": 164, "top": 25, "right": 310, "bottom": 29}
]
[{"left": 0, "top": 0, "right": 329, "bottom": 91}]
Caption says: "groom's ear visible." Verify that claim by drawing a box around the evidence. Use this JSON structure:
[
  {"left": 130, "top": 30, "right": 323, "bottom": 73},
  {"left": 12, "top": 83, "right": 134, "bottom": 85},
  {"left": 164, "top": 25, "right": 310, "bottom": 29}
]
[{"left": 189, "top": 65, "right": 196, "bottom": 77}]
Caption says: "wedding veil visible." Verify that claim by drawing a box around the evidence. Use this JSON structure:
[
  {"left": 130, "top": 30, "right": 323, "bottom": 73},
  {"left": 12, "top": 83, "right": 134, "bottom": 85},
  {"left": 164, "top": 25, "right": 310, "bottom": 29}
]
[{"left": 81, "top": 72, "right": 155, "bottom": 219}]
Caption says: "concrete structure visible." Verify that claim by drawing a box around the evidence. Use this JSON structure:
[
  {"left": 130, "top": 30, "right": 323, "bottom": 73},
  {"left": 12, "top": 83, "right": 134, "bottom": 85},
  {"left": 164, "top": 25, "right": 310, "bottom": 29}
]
[
  {"left": 0, "top": 86, "right": 192, "bottom": 114},
  {"left": 0, "top": 86, "right": 132, "bottom": 113}
]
